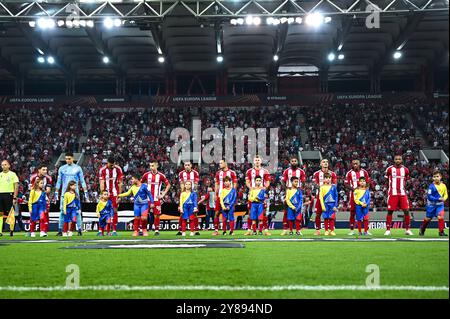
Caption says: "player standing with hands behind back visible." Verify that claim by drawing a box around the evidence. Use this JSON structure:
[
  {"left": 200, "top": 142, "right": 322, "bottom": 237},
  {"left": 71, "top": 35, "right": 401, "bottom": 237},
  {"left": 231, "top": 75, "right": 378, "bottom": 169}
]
[{"left": 384, "top": 155, "right": 413, "bottom": 236}]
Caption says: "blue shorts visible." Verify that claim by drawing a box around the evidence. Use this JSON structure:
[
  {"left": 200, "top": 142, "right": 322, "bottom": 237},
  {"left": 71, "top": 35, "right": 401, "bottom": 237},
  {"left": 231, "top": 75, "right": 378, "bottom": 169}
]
[
  {"left": 31, "top": 203, "right": 46, "bottom": 222},
  {"left": 134, "top": 203, "right": 149, "bottom": 218},
  {"left": 64, "top": 207, "right": 78, "bottom": 223},
  {"left": 426, "top": 205, "right": 445, "bottom": 219},
  {"left": 356, "top": 206, "right": 369, "bottom": 221},
  {"left": 222, "top": 207, "right": 235, "bottom": 222},
  {"left": 99, "top": 213, "right": 111, "bottom": 228},
  {"left": 287, "top": 207, "right": 302, "bottom": 221},
  {"left": 250, "top": 203, "right": 264, "bottom": 221},
  {"left": 322, "top": 204, "right": 336, "bottom": 219},
  {"left": 182, "top": 205, "right": 195, "bottom": 220}
]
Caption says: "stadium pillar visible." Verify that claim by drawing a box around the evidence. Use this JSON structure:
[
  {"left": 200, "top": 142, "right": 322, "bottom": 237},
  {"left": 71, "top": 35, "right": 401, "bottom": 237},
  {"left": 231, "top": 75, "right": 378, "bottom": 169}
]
[
  {"left": 267, "top": 76, "right": 278, "bottom": 95},
  {"left": 14, "top": 76, "right": 24, "bottom": 96},
  {"left": 65, "top": 78, "right": 75, "bottom": 96},
  {"left": 165, "top": 75, "right": 176, "bottom": 95},
  {"left": 370, "top": 70, "right": 381, "bottom": 93},
  {"left": 319, "top": 67, "right": 329, "bottom": 93},
  {"left": 116, "top": 77, "right": 126, "bottom": 96},
  {"left": 216, "top": 72, "right": 228, "bottom": 95},
  {"left": 421, "top": 65, "right": 434, "bottom": 93}
]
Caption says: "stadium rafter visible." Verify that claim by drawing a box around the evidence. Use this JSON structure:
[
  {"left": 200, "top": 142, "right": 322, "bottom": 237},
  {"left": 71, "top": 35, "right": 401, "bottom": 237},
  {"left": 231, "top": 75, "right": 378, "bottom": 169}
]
[{"left": 0, "top": 0, "right": 448, "bottom": 20}]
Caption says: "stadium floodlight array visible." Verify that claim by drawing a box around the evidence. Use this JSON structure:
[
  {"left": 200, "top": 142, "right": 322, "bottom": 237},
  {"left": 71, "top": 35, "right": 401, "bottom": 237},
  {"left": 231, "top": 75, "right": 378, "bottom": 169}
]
[
  {"left": 1, "top": 1, "right": 447, "bottom": 21},
  {"left": 103, "top": 17, "right": 123, "bottom": 29},
  {"left": 231, "top": 14, "right": 331, "bottom": 26},
  {"left": 37, "top": 55, "right": 56, "bottom": 65},
  {"left": 29, "top": 18, "right": 95, "bottom": 29},
  {"left": 393, "top": 51, "right": 403, "bottom": 60},
  {"left": 327, "top": 52, "right": 345, "bottom": 62}
]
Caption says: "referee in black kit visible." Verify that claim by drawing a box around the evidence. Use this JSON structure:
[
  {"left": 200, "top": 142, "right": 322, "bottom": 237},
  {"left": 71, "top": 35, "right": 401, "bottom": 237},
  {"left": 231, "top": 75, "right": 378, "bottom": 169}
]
[{"left": 0, "top": 160, "right": 19, "bottom": 236}]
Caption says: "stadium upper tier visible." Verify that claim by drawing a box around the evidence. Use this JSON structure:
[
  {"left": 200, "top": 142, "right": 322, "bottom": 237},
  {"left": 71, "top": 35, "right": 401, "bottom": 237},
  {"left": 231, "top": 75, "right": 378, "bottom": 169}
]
[{"left": 0, "top": 101, "right": 448, "bottom": 210}]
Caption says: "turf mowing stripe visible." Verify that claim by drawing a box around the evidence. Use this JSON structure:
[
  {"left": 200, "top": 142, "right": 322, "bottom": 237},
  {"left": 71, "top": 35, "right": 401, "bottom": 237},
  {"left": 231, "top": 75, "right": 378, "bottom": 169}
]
[{"left": 0, "top": 285, "right": 448, "bottom": 292}]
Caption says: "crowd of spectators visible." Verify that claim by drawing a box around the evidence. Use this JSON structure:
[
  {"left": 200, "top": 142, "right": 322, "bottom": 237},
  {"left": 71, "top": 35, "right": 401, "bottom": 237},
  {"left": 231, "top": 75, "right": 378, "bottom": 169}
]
[
  {"left": 302, "top": 103, "right": 449, "bottom": 209},
  {"left": 410, "top": 102, "right": 449, "bottom": 153},
  {"left": 1, "top": 103, "right": 448, "bottom": 210},
  {"left": 0, "top": 106, "right": 91, "bottom": 191}
]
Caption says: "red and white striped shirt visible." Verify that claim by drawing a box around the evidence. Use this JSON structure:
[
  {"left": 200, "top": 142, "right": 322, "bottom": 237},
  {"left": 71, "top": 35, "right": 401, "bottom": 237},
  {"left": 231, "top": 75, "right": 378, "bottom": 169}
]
[
  {"left": 313, "top": 169, "right": 338, "bottom": 188},
  {"left": 141, "top": 171, "right": 170, "bottom": 201},
  {"left": 99, "top": 165, "right": 123, "bottom": 197},
  {"left": 178, "top": 170, "right": 200, "bottom": 185},
  {"left": 385, "top": 165, "right": 409, "bottom": 196},
  {"left": 246, "top": 168, "right": 271, "bottom": 188},
  {"left": 29, "top": 173, "right": 53, "bottom": 191},
  {"left": 215, "top": 169, "right": 237, "bottom": 194},
  {"left": 282, "top": 167, "right": 306, "bottom": 188},
  {"left": 345, "top": 169, "right": 370, "bottom": 190}
]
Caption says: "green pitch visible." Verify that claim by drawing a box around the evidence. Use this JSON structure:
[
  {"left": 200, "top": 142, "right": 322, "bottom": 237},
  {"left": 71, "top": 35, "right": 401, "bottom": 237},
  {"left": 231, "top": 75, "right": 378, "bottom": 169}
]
[{"left": 0, "top": 228, "right": 448, "bottom": 299}]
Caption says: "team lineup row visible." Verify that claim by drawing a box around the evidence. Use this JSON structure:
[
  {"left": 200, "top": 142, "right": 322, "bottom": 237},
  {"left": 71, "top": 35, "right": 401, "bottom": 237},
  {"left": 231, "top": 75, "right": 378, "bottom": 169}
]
[{"left": 0, "top": 152, "right": 448, "bottom": 238}]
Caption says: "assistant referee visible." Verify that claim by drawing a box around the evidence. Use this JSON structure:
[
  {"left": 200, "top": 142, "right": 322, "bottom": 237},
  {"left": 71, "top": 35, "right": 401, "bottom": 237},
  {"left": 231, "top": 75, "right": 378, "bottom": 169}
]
[{"left": 0, "top": 160, "right": 19, "bottom": 236}]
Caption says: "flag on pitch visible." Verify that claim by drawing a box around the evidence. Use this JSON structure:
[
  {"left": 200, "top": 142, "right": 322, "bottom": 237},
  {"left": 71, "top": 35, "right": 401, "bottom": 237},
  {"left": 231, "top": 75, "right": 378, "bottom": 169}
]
[{"left": 6, "top": 207, "right": 15, "bottom": 230}]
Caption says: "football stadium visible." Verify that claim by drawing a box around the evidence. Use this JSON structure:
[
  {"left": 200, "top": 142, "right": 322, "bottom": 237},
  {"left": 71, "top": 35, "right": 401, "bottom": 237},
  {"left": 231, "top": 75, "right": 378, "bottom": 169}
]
[{"left": 0, "top": 0, "right": 448, "bottom": 302}]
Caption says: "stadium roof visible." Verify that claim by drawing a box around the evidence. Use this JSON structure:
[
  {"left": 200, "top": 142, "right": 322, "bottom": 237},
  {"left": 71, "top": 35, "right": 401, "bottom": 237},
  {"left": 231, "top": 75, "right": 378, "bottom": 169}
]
[{"left": 0, "top": 0, "right": 448, "bottom": 82}]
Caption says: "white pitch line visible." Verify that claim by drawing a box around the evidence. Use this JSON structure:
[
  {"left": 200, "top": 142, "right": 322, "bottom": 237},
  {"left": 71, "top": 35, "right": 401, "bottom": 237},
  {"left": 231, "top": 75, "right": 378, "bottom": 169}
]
[{"left": 0, "top": 285, "right": 448, "bottom": 292}]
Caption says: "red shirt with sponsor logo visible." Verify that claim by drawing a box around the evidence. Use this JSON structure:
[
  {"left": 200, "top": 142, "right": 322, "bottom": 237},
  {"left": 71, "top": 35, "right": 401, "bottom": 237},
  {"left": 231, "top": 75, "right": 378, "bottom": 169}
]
[
  {"left": 385, "top": 165, "right": 409, "bottom": 196},
  {"left": 215, "top": 169, "right": 237, "bottom": 194},
  {"left": 178, "top": 170, "right": 200, "bottom": 185},
  {"left": 313, "top": 169, "right": 338, "bottom": 186},
  {"left": 345, "top": 169, "right": 370, "bottom": 190},
  {"left": 141, "top": 171, "right": 170, "bottom": 201},
  {"left": 282, "top": 167, "right": 306, "bottom": 188},
  {"left": 246, "top": 168, "right": 271, "bottom": 188}
]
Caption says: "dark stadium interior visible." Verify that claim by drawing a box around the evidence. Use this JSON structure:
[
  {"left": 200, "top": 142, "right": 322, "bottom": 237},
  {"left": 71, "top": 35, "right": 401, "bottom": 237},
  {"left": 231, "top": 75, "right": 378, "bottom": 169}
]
[{"left": 0, "top": 0, "right": 448, "bottom": 95}]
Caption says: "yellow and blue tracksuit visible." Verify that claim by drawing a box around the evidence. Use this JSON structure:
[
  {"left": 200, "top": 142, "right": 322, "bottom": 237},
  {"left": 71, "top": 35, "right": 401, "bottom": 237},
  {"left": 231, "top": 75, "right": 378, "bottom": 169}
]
[
  {"left": 63, "top": 192, "right": 81, "bottom": 223},
  {"left": 179, "top": 191, "right": 198, "bottom": 220},
  {"left": 354, "top": 188, "right": 371, "bottom": 221},
  {"left": 249, "top": 188, "right": 266, "bottom": 220},
  {"left": 426, "top": 183, "right": 448, "bottom": 219},
  {"left": 286, "top": 188, "right": 303, "bottom": 221},
  {"left": 119, "top": 184, "right": 154, "bottom": 218},
  {"left": 97, "top": 199, "right": 114, "bottom": 228},
  {"left": 320, "top": 184, "right": 338, "bottom": 219},
  {"left": 220, "top": 188, "right": 237, "bottom": 222},
  {"left": 28, "top": 190, "right": 47, "bottom": 222}
]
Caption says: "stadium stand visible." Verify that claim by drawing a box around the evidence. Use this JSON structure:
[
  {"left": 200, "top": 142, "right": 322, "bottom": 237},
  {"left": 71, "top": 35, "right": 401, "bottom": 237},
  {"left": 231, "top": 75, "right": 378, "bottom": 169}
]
[{"left": 1, "top": 102, "right": 447, "bottom": 210}]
